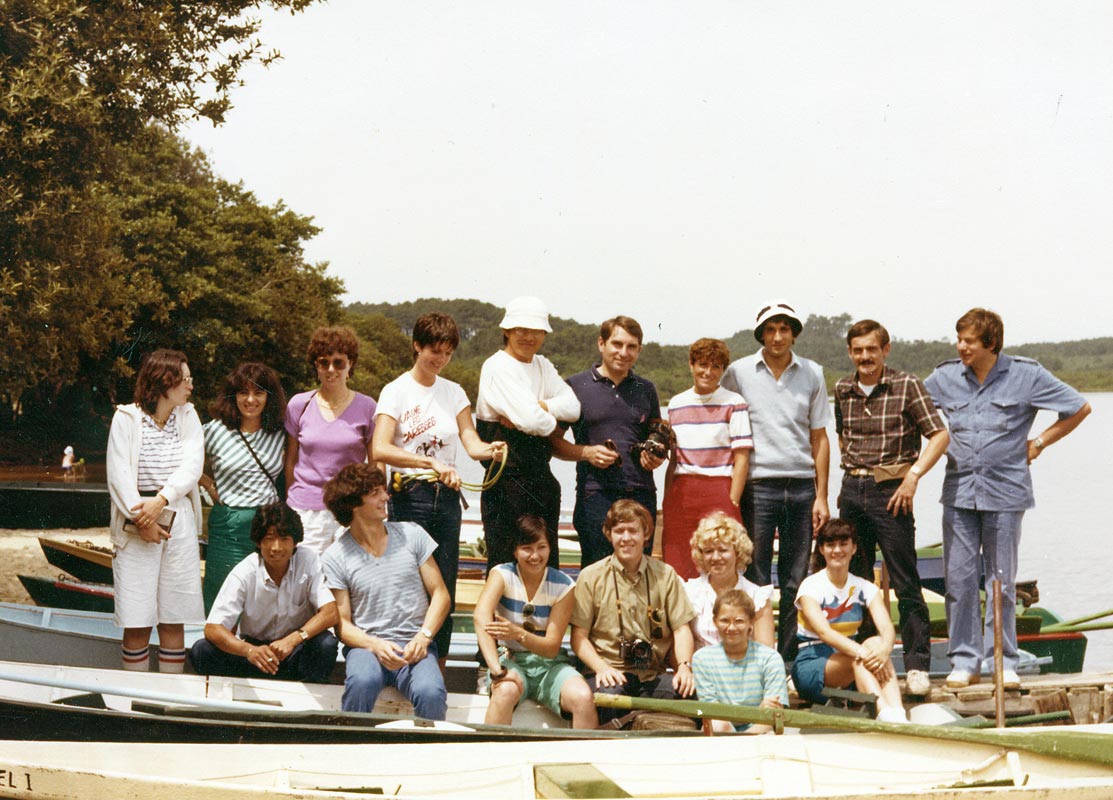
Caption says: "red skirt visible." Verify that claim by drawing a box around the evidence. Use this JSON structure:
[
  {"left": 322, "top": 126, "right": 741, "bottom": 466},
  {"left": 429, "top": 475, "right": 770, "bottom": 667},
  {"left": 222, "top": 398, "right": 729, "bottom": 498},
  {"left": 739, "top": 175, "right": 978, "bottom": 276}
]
[{"left": 661, "top": 475, "right": 742, "bottom": 580}]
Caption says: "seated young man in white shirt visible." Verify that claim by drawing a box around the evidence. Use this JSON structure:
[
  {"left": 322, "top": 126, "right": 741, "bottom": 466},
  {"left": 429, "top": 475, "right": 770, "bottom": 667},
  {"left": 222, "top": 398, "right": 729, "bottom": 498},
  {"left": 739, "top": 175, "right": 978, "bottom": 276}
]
[{"left": 188, "top": 502, "right": 339, "bottom": 682}]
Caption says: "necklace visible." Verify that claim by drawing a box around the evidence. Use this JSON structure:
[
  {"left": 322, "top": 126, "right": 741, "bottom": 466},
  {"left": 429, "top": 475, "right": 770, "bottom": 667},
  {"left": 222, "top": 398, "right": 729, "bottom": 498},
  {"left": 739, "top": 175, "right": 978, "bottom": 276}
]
[{"left": 319, "top": 388, "right": 352, "bottom": 409}]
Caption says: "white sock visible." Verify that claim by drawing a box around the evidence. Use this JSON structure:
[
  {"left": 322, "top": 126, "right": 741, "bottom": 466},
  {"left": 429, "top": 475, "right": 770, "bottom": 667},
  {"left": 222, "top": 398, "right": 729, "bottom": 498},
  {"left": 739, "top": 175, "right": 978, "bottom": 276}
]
[
  {"left": 121, "top": 645, "right": 149, "bottom": 672},
  {"left": 158, "top": 647, "right": 186, "bottom": 674}
]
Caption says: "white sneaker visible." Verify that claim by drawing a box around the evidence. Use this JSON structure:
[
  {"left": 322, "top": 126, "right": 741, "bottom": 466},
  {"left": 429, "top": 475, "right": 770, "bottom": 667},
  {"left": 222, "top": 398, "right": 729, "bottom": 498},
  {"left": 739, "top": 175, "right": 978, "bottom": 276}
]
[
  {"left": 945, "top": 668, "right": 980, "bottom": 689},
  {"left": 905, "top": 669, "right": 931, "bottom": 696},
  {"left": 876, "top": 706, "right": 909, "bottom": 724},
  {"left": 1001, "top": 670, "right": 1021, "bottom": 690}
]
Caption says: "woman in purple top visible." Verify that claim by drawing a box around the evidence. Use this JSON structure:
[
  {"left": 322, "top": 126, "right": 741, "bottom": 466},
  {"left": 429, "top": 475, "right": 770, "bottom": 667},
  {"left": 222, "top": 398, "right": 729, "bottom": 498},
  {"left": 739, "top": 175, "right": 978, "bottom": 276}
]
[{"left": 284, "top": 326, "right": 377, "bottom": 554}]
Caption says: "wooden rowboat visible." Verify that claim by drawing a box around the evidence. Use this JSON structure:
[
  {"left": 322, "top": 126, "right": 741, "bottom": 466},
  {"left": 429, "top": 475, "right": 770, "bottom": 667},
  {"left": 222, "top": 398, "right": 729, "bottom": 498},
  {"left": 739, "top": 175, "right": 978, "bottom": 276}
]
[
  {"left": 17, "top": 575, "right": 114, "bottom": 614},
  {"left": 0, "top": 660, "right": 574, "bottom": 743},
  {"left": 37, "top": 537, "right": 113, "bottom": 584},
  {"left": 1, "top": 724, "right": 1113, "bottom": 799}
]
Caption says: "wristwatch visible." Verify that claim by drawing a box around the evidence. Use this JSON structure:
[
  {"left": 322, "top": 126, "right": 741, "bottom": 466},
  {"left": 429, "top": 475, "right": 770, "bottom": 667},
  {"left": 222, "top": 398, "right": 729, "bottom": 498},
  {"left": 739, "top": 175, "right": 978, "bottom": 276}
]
[
  {"left": 298, "top": 629, "right": 309, "bottom": 642},
  {"left": 419, "top": 627, "right": 434, "bottom": 640},
  {"left": 1033, "top": 437, "right": 1044, "bottom": 450},
  {"left": 909, "top": 465, "right": 923, "bottom": 477}
]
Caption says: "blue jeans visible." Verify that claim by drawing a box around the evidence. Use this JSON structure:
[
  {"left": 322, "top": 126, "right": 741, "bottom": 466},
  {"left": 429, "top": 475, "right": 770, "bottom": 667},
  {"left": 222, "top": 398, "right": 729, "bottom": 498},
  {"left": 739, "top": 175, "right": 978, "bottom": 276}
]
[
  {"left": 839, "top": 475, "right": 932, "bottom": 672},
  {"left": 389, "top": 482, "right": 461, "bottom": 658},
  {"left": 741, "top": 477, "right": 815, "bottom": 662},
  {"left": 342, "top": 646, "right": 447, "bottom": 720},
  {"left": 941, "top": 506, "right": 1023, "bottom": 672},
  {"left": 573, "top": 488, "right": 657, "bottom": 569}
]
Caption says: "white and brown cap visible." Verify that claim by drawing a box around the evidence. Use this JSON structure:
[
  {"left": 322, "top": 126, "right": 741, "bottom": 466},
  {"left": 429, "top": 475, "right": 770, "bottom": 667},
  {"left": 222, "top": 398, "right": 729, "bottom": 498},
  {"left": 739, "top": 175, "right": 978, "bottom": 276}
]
[{"left": 754, "top": 300, "right": 803, "bottom": 341}]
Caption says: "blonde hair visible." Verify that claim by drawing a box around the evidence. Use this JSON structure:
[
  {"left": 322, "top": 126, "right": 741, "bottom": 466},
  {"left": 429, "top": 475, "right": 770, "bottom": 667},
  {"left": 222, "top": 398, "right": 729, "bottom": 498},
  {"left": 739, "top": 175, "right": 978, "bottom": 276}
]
[{"left": 689, "top": 511, "right": 752, "bottom": 574}]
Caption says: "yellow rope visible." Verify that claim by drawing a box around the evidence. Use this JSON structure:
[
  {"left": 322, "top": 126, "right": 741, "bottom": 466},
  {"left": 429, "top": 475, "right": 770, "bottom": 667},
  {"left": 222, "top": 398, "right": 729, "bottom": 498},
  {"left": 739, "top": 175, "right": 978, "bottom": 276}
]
[{"left": 389, "top": 445, "right": 509, "bottom": 493}]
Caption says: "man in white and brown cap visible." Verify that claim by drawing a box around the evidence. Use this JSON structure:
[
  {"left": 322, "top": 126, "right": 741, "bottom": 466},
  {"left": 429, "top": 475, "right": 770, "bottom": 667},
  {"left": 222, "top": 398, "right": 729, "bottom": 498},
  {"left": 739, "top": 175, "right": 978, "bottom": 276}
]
[{"left": 721, "top": 300, "right": 831, "bottom": 662}]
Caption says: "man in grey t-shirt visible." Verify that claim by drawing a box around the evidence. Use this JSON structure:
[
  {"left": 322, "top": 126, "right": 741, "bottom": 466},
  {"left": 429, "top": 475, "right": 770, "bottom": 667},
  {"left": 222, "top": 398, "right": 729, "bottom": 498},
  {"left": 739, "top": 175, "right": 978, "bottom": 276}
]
[{"left": 721, "top": 300, "right": 831, "bottom": 662}]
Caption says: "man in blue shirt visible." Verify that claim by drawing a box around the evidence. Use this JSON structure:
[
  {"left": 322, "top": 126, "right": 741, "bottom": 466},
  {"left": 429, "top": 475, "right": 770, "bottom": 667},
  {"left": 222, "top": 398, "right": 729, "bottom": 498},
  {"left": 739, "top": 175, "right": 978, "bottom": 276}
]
[
  {"left": 925, "top": 308, "right": 1090, "bottom": 690},
  {"left": 553, "top": 316, "right": 666, "bottom": 568},
  {"left": 721, "top": 300, "right": 831, "bottom": 662}
]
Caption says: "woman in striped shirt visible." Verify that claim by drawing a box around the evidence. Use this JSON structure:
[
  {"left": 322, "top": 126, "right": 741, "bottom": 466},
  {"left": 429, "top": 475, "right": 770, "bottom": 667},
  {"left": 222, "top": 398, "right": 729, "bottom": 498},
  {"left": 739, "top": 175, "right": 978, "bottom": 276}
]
[
  {"left": 199, "top": 362, "right": 288, "bottom": 611},
  {"left": 106, "top": 349, "right": 204, "bottom": 672},
  {"left": 474, "top": 515, "right": 596, "bottom": 728},
  {"left": 662, "top": 338, "right": 753, "bottom": 580}
]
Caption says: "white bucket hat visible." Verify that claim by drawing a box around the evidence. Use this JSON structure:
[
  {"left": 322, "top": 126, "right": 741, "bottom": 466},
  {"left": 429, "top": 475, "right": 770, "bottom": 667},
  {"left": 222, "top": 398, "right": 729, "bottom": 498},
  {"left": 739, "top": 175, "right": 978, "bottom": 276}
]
[
  {"left": 499, "top": 296, "right": 552, "bottom": 332},
  {"left": 754, "top": 300, "right": 803, "bottom": 341}
]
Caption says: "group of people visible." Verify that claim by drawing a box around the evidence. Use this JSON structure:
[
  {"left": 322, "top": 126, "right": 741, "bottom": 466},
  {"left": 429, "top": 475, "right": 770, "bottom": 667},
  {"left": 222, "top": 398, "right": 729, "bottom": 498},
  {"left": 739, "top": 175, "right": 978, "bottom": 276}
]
[{"left": 105, "top": 296, "right": 1090, "bottom": 729}]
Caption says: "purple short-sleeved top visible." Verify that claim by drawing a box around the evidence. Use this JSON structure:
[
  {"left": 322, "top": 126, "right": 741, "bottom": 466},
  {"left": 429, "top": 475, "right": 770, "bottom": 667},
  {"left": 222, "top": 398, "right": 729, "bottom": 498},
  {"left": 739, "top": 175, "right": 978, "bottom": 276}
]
[{"left": 285, "top": 390, "right": 376, "bottom": 510}]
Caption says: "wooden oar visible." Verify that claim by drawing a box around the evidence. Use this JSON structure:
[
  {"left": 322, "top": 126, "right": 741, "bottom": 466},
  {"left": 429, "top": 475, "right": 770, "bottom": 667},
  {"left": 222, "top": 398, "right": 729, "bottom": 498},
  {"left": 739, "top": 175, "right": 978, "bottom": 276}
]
[
  {"left": 0, "top": 670, "right": 281, "bottom": 713},
  {"left": 593, "top": 694, "right": 1113, "bottom": 768},
  {"left": 1041, "top": 608, "right": 1113, "bottom": 632}
]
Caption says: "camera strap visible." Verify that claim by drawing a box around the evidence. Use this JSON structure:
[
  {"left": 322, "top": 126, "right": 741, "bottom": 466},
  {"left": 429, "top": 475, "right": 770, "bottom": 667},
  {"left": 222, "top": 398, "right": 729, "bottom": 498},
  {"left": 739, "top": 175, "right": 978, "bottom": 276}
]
[{"left": 611, "top": 564, "right": 654, "bottom": 643}]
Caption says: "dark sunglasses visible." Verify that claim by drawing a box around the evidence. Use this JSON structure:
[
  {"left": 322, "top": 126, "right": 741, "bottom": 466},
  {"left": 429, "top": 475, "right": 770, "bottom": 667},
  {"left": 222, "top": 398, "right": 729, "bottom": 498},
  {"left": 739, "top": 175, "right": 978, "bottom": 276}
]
[{"left": 315, "top": 357, "right": 349, "bottom": 371}]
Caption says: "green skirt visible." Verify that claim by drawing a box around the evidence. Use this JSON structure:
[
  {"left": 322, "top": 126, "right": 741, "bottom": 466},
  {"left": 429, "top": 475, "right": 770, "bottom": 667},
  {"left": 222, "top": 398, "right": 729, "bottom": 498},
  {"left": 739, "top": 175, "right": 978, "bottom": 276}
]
[{"left": 203, "top": 504, "right": 259, "bottom": 613}]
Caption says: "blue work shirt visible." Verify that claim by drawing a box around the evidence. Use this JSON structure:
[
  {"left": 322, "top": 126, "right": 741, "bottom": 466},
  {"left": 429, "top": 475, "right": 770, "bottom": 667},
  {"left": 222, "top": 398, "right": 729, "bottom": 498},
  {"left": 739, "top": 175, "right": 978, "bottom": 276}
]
[
  {"left": 924, "top": 354, "right": 1086, "bottom": 512},
  {"left": 566, "top": 366, "right": 661, "bottom": 495}
]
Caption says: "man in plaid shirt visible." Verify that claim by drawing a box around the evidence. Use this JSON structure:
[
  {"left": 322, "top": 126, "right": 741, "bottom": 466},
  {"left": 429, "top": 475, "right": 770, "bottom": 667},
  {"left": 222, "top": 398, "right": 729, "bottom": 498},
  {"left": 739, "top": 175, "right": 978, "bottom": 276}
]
[{"left": 834, "top": 319, "right": 950, "bottom": 696}]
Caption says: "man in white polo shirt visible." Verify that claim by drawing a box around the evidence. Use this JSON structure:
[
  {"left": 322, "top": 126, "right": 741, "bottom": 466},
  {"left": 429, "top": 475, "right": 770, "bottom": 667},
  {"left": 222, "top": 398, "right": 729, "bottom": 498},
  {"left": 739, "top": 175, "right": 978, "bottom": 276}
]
[
  {"left": 189, "top": 502, "right": 339, "bottom": 682},
  {"left": 721, "top": 300, "right": 831, "bottom": 662}
]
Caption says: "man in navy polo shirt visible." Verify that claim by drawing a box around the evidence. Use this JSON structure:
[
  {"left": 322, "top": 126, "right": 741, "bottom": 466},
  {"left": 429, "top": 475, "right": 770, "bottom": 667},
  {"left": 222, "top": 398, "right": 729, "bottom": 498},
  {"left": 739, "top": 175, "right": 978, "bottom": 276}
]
[{"left": 553, "top": 316, "right": 666, "bottom": 568}]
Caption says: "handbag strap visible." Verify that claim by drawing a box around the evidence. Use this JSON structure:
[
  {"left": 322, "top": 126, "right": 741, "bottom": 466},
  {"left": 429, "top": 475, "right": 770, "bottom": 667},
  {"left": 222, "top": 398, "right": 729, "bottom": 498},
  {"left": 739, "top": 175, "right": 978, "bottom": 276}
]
[{"left": 236, "top": 428, "right": 281, "bottom": 496}]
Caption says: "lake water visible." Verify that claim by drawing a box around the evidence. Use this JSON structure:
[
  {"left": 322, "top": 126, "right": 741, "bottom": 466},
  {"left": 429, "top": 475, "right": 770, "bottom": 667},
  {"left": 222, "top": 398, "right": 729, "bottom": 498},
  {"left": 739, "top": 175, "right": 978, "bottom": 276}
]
[{"left": 462, "top": 392, "right": 1113, "bottom": 672}]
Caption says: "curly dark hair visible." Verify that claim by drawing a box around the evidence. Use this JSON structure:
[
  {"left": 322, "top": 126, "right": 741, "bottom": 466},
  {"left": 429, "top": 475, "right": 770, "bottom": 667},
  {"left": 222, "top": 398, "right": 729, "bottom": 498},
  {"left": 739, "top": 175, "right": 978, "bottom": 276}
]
[
  {"left": 323, "top": 463, "right": 387, "bottom": 526},
  {"left": 250, "top": 502, "right": 305, "bottom": 551},
  {"left": 306, "top": 326, "right": 360, "bottom": 375},
  {"left": 208, "top": 362, "right": 287, "bottom": 433},
  {"left": 134, "top": 349, "right": 189, "bottom": 414}
]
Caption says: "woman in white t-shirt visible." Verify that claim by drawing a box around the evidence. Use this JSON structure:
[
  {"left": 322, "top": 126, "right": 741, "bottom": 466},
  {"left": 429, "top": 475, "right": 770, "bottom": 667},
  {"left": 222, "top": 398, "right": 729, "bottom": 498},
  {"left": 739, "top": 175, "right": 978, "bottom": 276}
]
[
  {"left": 792, "top": 518, "right": 907, "bottom": 722},
  {"left": 372, "top": 312, "right": 506, "bottom": 663},
  {"left": 684, "top": 511, "right": 774, "bottom": 649}
]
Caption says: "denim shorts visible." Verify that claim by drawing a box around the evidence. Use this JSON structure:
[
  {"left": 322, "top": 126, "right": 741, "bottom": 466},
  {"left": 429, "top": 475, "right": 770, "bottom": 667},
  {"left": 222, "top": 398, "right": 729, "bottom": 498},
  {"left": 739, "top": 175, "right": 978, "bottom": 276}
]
[{"left": 791, "top": 641, "right": 835, "bottom": 704}]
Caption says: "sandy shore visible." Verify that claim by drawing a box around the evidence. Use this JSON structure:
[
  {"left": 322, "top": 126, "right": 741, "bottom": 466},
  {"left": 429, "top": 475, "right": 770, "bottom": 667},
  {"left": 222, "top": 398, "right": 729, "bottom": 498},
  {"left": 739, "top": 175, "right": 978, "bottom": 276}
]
[{"left": 0, "top": 528, "right": 112, "bottom": 604}]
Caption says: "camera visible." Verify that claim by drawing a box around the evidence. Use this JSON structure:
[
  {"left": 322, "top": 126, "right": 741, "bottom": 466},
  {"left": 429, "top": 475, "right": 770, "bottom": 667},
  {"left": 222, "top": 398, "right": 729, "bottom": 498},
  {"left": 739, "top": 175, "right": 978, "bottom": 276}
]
[
  {"left": 619, "top": 638, "right": 653, "bottom": 668},
  {"left": 631, "top": 419, "right": 674, "bottom": 462}
]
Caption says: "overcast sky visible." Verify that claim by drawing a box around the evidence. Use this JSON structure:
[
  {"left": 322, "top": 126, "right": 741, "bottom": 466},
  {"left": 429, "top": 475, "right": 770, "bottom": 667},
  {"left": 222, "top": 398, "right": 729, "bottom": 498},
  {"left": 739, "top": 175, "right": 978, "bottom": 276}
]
[{"left": 183, "top": 1, "right": 1113, "bottom": 347}]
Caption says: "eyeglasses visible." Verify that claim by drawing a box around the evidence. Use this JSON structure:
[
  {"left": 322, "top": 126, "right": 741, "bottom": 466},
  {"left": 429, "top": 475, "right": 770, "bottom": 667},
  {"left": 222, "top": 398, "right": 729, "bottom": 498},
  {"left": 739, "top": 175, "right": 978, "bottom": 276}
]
[
  {"left": 315, "top": 357, "right": 349, "bottom": 371},
  {"left": 716, "top": 617, "right": 751, "bottom": 630},
  {"left": 179, "top": 376, "right": 194, "bottom": 385},
  {"left": 648, "top": 607, "right": 664, "bottom": 640}
]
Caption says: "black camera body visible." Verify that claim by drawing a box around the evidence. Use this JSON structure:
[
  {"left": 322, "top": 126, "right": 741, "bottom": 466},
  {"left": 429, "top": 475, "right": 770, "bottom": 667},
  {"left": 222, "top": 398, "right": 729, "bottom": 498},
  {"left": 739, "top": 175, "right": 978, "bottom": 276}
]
[
  {"left": 619, "top": 638, "right": 653, "bottom": 668},
  {"left": 630, "top": 419, "right": 674, "bottom": 462}
]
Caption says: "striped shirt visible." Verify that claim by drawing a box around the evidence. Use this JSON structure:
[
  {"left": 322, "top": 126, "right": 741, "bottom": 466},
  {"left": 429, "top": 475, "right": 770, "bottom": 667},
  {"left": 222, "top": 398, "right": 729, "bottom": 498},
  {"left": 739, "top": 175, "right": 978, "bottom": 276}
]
[
  {"left": 493, "top": 563, "right": 575, "bottom": 652},
  {"left": 204, "top": 420, "right": 284, "bottom": 507},
  {"left": 692, "top": 641, "right": 789, "bottom": 730},
  {"left": 667, "top": 386, "right": 753, "bottom": 478},
  {"left": 137, "top": 410, "right": 185, "bottom": 492}
]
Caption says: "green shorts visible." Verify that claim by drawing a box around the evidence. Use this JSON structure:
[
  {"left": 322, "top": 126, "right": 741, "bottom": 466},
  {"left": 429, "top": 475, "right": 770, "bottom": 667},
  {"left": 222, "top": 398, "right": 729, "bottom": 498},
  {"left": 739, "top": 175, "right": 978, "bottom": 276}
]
[{"left": 501, "top": 650, "right": 582, "bottom": 717}]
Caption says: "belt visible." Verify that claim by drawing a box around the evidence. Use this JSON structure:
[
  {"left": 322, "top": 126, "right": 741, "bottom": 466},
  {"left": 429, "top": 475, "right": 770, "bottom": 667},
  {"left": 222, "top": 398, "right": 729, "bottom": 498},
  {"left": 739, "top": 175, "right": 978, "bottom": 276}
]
[
  {"left": 138, "top": 490, "right": 161, "bottom": 497},
  {"left": 844, "top": 468, "right": 872, "bottom": 477}
]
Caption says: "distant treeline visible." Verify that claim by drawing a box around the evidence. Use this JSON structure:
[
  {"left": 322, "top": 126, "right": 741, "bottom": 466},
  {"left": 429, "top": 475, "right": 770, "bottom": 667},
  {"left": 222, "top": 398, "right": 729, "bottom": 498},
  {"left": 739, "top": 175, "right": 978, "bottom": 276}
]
[{"left": 349, "top": 299, "right": 1113, "bottom": 399}]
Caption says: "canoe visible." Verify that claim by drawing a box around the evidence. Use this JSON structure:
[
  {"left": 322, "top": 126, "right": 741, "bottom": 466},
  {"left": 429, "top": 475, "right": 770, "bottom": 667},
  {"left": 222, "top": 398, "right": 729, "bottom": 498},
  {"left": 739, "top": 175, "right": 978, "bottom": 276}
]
[
  {"left": 17, "top": 575, "right": 114, "bottom": 614},
  {"left": 37, "top": 537, "right": 113, "bottom": 584},
  {"left": 2, "top": 725, "right": 1113, "bottom": 799},
  {"left": 0, "top": 660, "right": 574, "bottom": 743},
  {"left": 0, "top": 481, "right": 110, "bottom": 529}
]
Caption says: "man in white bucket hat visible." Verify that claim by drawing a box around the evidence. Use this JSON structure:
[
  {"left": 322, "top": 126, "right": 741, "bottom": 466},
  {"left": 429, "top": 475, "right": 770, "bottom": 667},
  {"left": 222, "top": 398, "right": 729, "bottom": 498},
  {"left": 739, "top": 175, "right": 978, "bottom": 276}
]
[{"left": 476, "top": 297, "right": 581, "bottom": 571}]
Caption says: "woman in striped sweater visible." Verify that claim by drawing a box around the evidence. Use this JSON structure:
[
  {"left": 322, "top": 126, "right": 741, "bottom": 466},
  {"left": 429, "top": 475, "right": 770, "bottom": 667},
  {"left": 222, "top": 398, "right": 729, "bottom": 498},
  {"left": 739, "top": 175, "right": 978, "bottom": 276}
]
[
  {"left": 199, "top": 362, "right": 288, "bottom": 611},
  {"left": 662, "top": 338, "right": 753, "bottom": 580}
]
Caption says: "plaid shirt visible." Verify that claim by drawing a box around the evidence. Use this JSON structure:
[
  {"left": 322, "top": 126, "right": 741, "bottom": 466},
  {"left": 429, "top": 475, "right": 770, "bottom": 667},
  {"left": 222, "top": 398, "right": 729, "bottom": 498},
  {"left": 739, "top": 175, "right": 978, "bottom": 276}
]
[{"left": 834, "top": 367, "right": 945, "bottom": 469}]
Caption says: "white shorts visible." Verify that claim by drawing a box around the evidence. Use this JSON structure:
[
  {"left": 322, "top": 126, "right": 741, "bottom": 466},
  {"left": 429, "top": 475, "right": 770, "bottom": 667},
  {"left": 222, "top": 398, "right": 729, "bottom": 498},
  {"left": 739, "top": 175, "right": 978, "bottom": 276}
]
[
  {"left": 113, "top": 496, "right": 204, "bottom": 628},
  {"left": 292, "top": 507, "right": 343, "bottom": 555}
]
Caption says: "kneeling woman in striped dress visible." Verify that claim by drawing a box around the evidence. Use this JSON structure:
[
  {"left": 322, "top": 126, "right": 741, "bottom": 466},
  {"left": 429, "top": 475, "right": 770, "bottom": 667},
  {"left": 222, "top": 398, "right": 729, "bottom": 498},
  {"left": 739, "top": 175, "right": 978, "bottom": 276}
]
[
  {"left": 106, "top": 349, "right": 204, "bottom": 672},
  {"left": 474, "top": 516, "right": 596, "bottom": 729}
]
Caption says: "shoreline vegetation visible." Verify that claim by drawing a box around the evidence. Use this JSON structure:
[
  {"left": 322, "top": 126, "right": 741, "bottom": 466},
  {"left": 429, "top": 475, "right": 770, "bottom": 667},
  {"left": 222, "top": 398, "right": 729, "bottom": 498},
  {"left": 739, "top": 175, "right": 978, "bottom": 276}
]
[{"left": 2, "top": 297, "right": 1111, "bottom": 466}]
